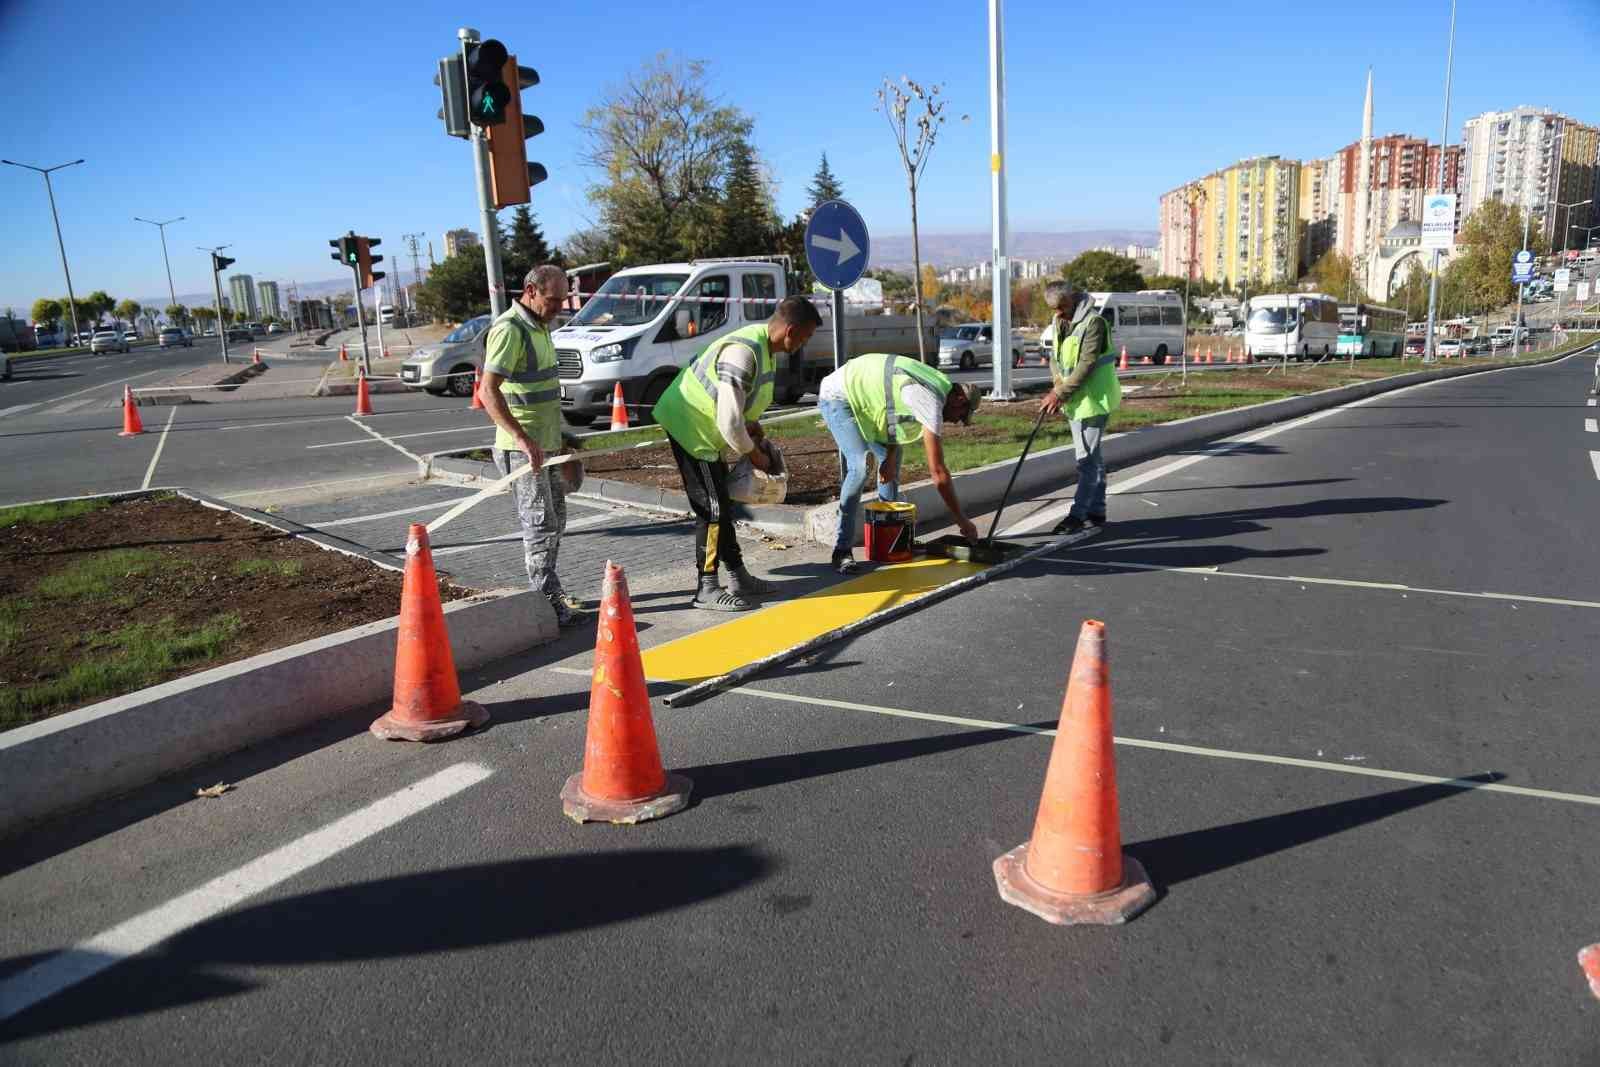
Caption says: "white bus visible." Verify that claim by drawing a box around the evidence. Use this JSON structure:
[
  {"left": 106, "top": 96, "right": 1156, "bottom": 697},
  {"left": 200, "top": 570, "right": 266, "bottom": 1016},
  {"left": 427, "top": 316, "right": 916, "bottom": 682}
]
[
  {"left": 1089, "top": 289, "right": 1186, "bottom": 365},
  {"left": 1245, "top": 292, "right": 1341, "bottom": 361}
]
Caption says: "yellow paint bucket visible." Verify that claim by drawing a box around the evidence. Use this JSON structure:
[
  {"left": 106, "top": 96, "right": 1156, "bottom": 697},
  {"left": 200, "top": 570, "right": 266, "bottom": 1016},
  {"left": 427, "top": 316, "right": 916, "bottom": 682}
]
[{"left": 863, "top": 499, "right": 917, "bottom": 562}]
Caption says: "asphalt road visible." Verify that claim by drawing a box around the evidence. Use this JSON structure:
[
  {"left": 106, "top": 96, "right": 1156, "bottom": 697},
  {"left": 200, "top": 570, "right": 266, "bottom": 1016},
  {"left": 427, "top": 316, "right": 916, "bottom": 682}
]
[
  {"left": 0, "top": 339, "right": 227, "bottom": 417},
  {"left": 4, "top": 348, "right": 1597, "bottom": 1061}
]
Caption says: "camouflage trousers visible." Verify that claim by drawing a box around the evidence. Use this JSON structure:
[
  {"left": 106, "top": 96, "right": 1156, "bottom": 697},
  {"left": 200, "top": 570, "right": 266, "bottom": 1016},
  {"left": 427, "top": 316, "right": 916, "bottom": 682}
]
[{"left": 492, "top": 448, "right": 567, "bottom": 599}]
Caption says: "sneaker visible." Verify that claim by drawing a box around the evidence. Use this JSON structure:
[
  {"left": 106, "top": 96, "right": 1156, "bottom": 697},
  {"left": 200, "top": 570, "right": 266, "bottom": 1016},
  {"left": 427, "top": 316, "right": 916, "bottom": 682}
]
[
  {"left": 548, "top": 594, "right": 589, "bottom": 628},
  {"left": 727, "top": 567, "right": 778, "bottom": 598},
  {"left": 693, "top": 587, "right": 755, "bottom": 612},
  {"left": 831, "top": 552, "right": 859, "bottom": 575},
  {"left": 1049, "top": 514, "right": 1089, "bottom": 536},
  {"left": 1087, "top": 513, "right": 1108, "bottom": 528}
]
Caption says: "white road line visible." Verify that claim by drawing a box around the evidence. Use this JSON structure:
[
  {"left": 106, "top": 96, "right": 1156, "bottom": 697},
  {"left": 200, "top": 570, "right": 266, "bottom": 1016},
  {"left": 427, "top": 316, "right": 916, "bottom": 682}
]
[
  {"left": 1588, "top": 419, "right": 1598, "bottom": 433},
  {"left": 1592, "top": 451, "right": 1600, "bottom": 481},
  {"left": 1002, "top": 354, "right": 1589, "bottom": 537},
  {"left": 432, "top": 512, "right": 616, "bottom": 556},
  {"left": 342, "top": 415, "right": 423, "bottom": 463},
  {"left": 306, "top": 425, "right": 489, "bottom": 450},
  {"left": 227, "top": 472, "right": 420, "bottom": 498},
  {"left": 314, "top": 496, "right": 476, "bottom": 528},
  {"left": 34, "top": 367, "right": 172, "bottom": 413},
  {"left": 0, "top": 402, "right": 45, "bottom": 419},
  {"left": 0, "top": 762, "right": 492, "bottom": 1023},
  {"left": 1589, "top": 398, "right": 1597, "bottom": 407},
  {"left": 1045, "top": 555, "right": 1600, "bottom": 611},
  {"left": 547, "top": 665, "right": 1600, "bottom": 808},
  {"left": 140, "top": 408, "right": 179, "bottom": 489},
  {"left": 213, "top": 406, "right": 469, "bottom": 432}
]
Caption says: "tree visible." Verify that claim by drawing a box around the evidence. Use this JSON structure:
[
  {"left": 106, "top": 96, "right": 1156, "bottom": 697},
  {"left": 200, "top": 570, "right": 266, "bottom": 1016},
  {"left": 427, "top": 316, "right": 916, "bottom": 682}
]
[
  {"left": 191, "top": 306, "right": 217, "bottom": 331},
  {"left": 877, "top": 76, "right": 964, "bottom": 362},
  {"left": 31, "top": 298, "right": 63, "bottom": 327},
  {"left": 714, "top": 137, "right": 778, "bottom": 258},
  {"left": 865, "top": 269, "right": 914, "bottom": 302},
  {"left": 806, "top": 152, "right": 844, "bottom": 208},
  {"left": 415, "top": 251, "right": 490, "bottom": 323},
  {"left": 1062, "top": 251, "right": 1145, "bottom": 293},
  {"left": 115, "top": 299, "right": 142, "bottom": 328},
  {"left": 1450, "top": 201, "right": 1543, "bottom": 315},
  {"left": 581, "top": 54, "right": 753, "bottom": 264},
  {"left": 1306, "top": 251, "right": 1368, "bottom": 303},
  {"left": 85, "top": 290, "right": 113, "bottom": 325},
  {"left": 165, "top": 304, "right": 188, "bottom": 328},
  {"left": 501, "top": 205, "right": 561, "bottom": 286}
]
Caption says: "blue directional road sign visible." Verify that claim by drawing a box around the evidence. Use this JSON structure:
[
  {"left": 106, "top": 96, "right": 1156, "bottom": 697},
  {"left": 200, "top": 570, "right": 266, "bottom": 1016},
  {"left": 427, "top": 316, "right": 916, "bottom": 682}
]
[
  {"left": 1512, "top": 249, "right": 1535, "bottom": 285},
  {"left": 805, "top": 199, "right": 870, "bottom": 291}
]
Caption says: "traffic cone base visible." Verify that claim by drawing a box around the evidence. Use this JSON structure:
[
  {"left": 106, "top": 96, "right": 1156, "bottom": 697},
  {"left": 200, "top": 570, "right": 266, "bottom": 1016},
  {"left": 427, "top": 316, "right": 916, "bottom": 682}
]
[
  {"left": 369, "top": 524, "right": 489, "bottom": 743},
  {"left": 562, "top": 560, "right": 691, "bottom": 825},
  {"left": 994, "top": 846, "right": 1154, "bottom": 926}
]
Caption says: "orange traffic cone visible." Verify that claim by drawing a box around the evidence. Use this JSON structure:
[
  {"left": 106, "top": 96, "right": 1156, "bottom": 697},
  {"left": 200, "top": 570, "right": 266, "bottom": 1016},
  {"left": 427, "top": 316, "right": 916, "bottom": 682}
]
[
  {"left": 354, "top": 369, "right": 373, "bottom": 416},
  {"left": 339, "top": 342, "right": 348, "bottom": 362},
  {"left": 251, "top": 347, "right": 262, "bottom": 365},
  {"left": 118, "top": 385, "right": 145, "bottom": 437},
  {"left": 1204, "top": 349, "right": 1213, "bottom": 365},
  {"left": 994, "top": 619, "right": 1155, "bottom": 925},
  {"left": 1117, "top": 345, "right": 1129, "bottom": 371},
  {"left": 609, "top": 382, "right": 630, "bottom": 431},
  {"left": 370, "top": 525, "right": 488, "bottom": 742},
  {"left": 562, "top": 561, "right": 692, "bottom": 824},
  {"left": 469, "top": 371, "right": 484, "bottom": 410}
]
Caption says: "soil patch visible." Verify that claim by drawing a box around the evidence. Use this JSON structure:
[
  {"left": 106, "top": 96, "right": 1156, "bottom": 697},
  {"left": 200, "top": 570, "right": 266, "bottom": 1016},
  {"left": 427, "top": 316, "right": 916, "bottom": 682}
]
[{"left": 0, "top": 495, "right": 467, "bottom": 731}]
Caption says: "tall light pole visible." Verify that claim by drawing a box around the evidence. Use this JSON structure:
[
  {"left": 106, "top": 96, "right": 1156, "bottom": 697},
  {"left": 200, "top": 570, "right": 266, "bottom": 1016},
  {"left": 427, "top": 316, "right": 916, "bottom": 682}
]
[
  {"left": 986, "top": 0, "right": 1013, "bottom": 400},
  {"left": 1554, "top": 199, "right": 1592, "bottom": 331},
  {"left": 134, "top": 214, "right": 184, "bottom": 324},
  {"left": 1420, "top": 0, "right": 1457, "bottom": 363},
  {"left": 3, "top": 157, "right": 85, "bottom": 343}
]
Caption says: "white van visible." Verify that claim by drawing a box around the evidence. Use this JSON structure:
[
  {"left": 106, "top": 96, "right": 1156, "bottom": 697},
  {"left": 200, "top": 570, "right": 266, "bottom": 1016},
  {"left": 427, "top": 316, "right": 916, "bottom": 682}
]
[
  {"left": 1090, "top": 290, "right": 1186, "bottom": 365},
  {"left": 379, "top": 304, "right": 395, "bottom": 326},
  {"left": 1245, "top": 293, "right": 1341, "bottom": 360}
]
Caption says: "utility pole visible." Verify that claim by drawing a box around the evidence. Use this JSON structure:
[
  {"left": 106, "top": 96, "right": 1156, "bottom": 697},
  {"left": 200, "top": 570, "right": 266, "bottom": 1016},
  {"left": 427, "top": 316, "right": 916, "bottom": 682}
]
[
  {"left": 403, "top": 231, "right": 426, "bottom": 322},
  {"left": 987, "top": 0, "right": 1013, "bottom": 400},
  {"left": 134, "top": 215, "right": 184, "bottom": 322},
  {"left": 1421, "top": 0, "right": 1458, "bottom": 364},
  {"left": 4, "top": 158, "right": 85, "bottom": 343}
]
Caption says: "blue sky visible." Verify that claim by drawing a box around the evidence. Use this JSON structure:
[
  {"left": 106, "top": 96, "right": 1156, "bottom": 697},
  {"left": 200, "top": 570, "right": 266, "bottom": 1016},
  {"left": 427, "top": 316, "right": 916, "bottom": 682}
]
[{"left": 3, "top": 0, "right": 1598, "bottom": 312}]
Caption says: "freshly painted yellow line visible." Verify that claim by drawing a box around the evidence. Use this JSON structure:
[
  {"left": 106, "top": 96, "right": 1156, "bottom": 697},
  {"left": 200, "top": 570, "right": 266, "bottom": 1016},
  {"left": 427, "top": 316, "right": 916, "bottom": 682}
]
[{"left": 639, "top": 556, "right": 986, "bottom": 684}]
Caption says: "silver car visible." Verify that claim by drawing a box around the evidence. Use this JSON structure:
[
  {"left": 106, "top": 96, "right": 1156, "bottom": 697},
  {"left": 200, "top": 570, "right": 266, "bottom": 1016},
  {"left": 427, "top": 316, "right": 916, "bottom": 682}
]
[
  {"left": 90, "top": 329, "right": 130, "bottom": 354},
  {"left": 158, "top": 327, "right": 193, "bottom": 349},
  {"left": 399, "top": 315, "right": 492, "bottom": 397}
]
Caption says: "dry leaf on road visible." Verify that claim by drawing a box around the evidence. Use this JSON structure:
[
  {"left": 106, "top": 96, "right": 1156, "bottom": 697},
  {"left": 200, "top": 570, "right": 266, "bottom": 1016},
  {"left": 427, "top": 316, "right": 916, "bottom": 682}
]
[{"left": 194, "top": 782, "right": 235, "bottom": 798}]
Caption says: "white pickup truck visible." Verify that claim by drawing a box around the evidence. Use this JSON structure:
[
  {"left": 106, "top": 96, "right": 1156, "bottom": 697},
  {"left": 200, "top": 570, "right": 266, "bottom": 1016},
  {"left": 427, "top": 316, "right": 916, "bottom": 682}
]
[{"left": 552, "top": 256, "right": 934, "bottom": 425}]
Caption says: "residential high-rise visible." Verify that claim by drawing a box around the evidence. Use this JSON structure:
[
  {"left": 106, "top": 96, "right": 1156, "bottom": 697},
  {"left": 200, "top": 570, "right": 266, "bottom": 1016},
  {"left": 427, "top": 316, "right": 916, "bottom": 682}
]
[
  {"left": 1461, "top": 106, "right": 1599, "bottom": 247},
  {"left": 443, "top": 228, "right": 480, "bottom": 258},
  {"left": 1159, "top": 156, "right": 1301, "bottom": 290},
  {"left": 227, "top": 274, "right": 258, "bottom": 319},
  {"left": 257, "top": 280, "right": 281, "bottom": 320}
]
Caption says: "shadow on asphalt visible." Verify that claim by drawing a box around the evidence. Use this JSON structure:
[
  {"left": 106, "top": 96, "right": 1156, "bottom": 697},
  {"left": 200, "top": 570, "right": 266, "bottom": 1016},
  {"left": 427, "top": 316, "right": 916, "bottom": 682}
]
[
  {"left": 1128, "top": 775, "right": 1498, "bottom": 894},
  {"left": 0, "top": 846, "right": 775, "bottom": 1041}
]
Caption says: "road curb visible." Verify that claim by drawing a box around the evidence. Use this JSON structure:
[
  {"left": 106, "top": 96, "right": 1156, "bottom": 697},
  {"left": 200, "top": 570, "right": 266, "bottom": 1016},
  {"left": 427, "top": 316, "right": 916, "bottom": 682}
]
[{"left": 0, "top": 487, "right": 559, "bottom": 840}]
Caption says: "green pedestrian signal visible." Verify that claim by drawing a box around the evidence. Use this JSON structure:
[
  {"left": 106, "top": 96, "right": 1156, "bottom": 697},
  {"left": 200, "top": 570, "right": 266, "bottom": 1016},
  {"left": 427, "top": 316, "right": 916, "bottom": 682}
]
[{"left": 465, "top": 39, "right": 510, "bottom": 127}]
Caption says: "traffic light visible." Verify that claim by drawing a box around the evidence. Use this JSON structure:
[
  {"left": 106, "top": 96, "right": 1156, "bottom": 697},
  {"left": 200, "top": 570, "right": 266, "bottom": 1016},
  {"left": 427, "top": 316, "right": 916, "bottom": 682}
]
[
  {"left": 357, "top": 237, "right": 385, "bottom": 290},
  {"left": 487, "top": 54, "right": 546, "bottom": 209},
  {"left": 212, "top": 252, "right": 235, "bottom": 273},
  {"left": 329, "top": 235, "right": 358, "bottom": 266},
  {"left": 464, "top": 39, "right": 509, "bottom": 127},
  {"left": 434, "top": 55, "right": 469, "bottom": 138}
]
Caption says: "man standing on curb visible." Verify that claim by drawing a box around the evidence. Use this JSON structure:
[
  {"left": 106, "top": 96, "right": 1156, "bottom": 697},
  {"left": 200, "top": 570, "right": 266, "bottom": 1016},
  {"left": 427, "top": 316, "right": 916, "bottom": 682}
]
[
  {"left": 818, "top": 353, "right": 981, "bottom": 574},
  {"left": 1039, "top": 281, "right": 1120, "bottom": 535},
  {"left": 480, "top": 264, "right": 585, "bottom": 628},
  {"left": 653, "top": 296, "right": 822, "bottom": 611}
]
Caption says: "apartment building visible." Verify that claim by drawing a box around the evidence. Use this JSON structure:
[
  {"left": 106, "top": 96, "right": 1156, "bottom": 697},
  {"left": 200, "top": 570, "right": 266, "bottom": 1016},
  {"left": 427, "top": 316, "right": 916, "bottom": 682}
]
[
  {"left": 227, "top": 275, "right": 258, "bottom": 319},
  {"left": 443, "top": 228, "right": 481, "bottom": 259},
  {"left": 1461, "top": 107, "right": 1600, "bottom": 248}
]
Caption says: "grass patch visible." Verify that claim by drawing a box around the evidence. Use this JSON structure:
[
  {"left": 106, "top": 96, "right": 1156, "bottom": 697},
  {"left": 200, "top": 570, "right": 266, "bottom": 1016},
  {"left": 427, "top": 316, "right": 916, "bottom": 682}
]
[
  {"left": 230, "top": 558, "right": 304, "bottom": 579},
  {"left": 0, "top": 612, "right": 245, "bottom": 731},
  {"left": 32, "top": 548, "right": 162, "bottom": 601},
  {"left": 0, "top": 598, "right": 25, "bottom": 655},
  {"left": 0, "top": 498, "right": 111, "bottom": 529}
]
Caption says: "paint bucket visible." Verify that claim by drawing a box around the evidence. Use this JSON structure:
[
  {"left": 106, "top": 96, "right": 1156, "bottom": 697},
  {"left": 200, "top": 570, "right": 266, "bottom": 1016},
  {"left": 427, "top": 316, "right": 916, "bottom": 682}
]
[{"left": 863, "top": 500, "right": 917, "bottom": 563}]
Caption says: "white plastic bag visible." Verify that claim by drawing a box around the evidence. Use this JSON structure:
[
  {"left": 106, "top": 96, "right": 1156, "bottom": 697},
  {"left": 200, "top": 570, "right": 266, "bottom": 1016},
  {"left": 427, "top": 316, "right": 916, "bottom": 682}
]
[{"left": 727, "top": 440, "right": 788, "bottom": 506}]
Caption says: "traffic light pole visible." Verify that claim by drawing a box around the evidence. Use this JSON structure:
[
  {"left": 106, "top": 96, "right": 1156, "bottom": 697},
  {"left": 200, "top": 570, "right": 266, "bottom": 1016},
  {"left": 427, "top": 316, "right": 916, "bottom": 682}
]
[
  {"left": 212, "top": 264, "right": 230, "bottom": 364},
  {"left": 349, "top": 265, "right": 371, "bottom": 376},
  {"left": 459, "top": 27, "right": 508, "bottom": 317}
]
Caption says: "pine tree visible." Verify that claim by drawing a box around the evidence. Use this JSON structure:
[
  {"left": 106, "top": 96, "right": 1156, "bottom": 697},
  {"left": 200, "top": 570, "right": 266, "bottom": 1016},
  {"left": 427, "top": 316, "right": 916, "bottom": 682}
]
[
  {"left": 717, "top": 139, "right": 777, "bottom": 257},
  {"left": 806, "top": 152, "right": 844, "bottom": 208}
]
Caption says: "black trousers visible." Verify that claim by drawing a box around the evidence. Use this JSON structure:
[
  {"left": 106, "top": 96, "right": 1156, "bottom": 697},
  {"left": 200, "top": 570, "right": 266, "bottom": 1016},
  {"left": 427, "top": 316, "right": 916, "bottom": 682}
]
[{"left": 670, "top": 438, "right": 743, "bottom": 575}]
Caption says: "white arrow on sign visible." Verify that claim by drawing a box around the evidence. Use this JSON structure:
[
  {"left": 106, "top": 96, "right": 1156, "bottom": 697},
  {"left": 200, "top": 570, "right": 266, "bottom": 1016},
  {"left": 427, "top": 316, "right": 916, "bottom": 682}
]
[{"left": 810, "top": 229, "right": 861, "bottom": 266}]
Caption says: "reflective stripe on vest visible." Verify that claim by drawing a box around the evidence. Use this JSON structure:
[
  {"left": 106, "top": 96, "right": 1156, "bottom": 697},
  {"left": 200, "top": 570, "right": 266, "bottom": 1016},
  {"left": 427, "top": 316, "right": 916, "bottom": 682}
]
[
  {"left": 1049, "top": 314, "right": 1122, "bottom": 421},
  {"left": 843, "top": 353, "right": 953, "bottom": 446},
  {"left": 493, "top": 308, "right": 562, "bottom": 448}
]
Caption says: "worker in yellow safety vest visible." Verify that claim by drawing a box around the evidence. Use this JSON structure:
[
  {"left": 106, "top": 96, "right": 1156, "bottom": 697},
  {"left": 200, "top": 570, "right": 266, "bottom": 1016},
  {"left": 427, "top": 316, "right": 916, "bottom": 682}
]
[
  {"left": 652, "top": 296, "right": 822, "bottom": 611},
  {"left": 1039, "top": 281, "right": 1121, "bottom": 536}
]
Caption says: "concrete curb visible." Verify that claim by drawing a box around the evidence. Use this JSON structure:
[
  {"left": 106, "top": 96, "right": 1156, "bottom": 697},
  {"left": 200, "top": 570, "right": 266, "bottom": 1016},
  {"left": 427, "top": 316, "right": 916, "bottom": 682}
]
[
  {"left": 0, "top": 488, "right": 560, "bottom": 839},
  {"left": 134, "top": 362, "right": 268, "bottom": 406}
]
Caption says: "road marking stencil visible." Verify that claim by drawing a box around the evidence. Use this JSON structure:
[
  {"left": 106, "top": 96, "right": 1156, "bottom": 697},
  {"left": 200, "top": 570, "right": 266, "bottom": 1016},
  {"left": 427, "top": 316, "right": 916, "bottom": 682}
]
[
  {"left": 0, "top": 762, "right": 493, "bottom": 1023},
  {"left": 1587, "top": 419, "right": 1598, "bottom": 433},
  {"left": 1592, "top": 452, "right": 1600, "bottom": 481}
]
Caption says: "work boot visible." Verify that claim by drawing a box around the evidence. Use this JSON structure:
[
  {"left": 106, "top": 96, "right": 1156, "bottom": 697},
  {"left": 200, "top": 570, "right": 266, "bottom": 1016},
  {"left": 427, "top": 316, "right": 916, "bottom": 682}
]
[
  {"left": 693, "top": 574, "right": 754, "bottom": 612},
  {"left": 548, "top": 593, "right": 589, "bottom": 629},
  {"left": 831, "top": 552, "right": 860, "bottom": 576},
  {"left": 1050, "top": 514, "right": 1089, "bottom": 536},
  {"left": 726, "top": 566, "right": 778, "bottom": 598}
]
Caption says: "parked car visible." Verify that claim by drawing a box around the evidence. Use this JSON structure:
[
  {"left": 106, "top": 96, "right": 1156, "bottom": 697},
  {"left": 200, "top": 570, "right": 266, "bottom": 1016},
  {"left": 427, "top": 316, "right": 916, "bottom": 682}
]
[
  {"left": 90, "top": 329, "right": 131, "bottom": 354},
  {"left": 399, "top": 315, "right": 492, "bottom": 397},
  {"left": 1404, "top": 337, "right": 1426, "bottom": 356},
  {"left": 937, "top": 323, "right": 995, "bottom": 371},
  {"left": 1435, "top": 338, "right": 1464, "bottom": 357},
  {"left": 122, "top": 329, "right": 140, "bottom": 343},
  {"left": 158, "top": 327, "right": 194, "bottom": 349}
]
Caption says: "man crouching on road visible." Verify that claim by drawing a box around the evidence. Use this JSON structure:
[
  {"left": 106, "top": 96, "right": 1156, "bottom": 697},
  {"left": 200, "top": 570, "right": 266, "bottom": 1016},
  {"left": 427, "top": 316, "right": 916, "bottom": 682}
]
[
  {"left": 480, "top": 264, "right": 586, "bottom": 628},
  {"left": 1039, "top": 281, "right": 1121, "bottom": 535},
  {"left": 818, "top": 353, "right": 981, "bottom": 574},
  {"left": 652, "top": 296, "right": 822, "bottom": 611}
]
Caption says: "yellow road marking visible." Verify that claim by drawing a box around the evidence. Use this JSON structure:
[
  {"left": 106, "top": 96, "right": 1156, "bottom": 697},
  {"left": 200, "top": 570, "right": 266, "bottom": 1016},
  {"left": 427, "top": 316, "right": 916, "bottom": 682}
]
[{"left": 639, "top": 556, "right": 985, "bottom": 684}]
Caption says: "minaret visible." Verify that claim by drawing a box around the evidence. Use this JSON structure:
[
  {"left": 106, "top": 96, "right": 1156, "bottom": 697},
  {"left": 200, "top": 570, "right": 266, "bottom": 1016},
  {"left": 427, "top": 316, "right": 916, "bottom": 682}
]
[{"left": 1355, "top": 69, "right": 1374, "bottom": 264}]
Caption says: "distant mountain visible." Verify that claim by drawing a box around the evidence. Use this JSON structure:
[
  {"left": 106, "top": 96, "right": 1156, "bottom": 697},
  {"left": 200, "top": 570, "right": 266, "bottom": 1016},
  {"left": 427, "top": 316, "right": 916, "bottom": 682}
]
[{"left": 868, "top": 230, "right": 1158, "bottom": 271}]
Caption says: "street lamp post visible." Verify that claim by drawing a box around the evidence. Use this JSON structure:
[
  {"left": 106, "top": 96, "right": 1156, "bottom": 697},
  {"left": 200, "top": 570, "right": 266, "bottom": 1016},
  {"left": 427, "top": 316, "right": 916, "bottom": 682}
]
[
  {"left": 1420, "top": 0, "right": 1457, "bottom": 364},
  {"left": 134, "top": 215, "right": 184, "bottom": 326},
  {"left": 1554, "top": 199, "right": 1592, "bottom": 333},
  {"left": 3, "top": 157, "right": 86, "bottom": 343}
]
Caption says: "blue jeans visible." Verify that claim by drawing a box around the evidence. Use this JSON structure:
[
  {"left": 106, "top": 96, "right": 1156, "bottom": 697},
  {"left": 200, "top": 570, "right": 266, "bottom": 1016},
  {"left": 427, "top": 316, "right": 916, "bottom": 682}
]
[
  {"left": 1069, "top": 414, "right": 1109, "bottom": 520},
  {"left": 820, "top": 397, "right": 898, "bottom": 556}
]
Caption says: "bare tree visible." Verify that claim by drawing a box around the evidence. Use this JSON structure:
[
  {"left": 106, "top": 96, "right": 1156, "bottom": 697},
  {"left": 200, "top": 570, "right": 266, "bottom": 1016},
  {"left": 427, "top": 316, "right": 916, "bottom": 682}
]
[{"left": 876, "top": 77, "right": 964, "bottom": 362}]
